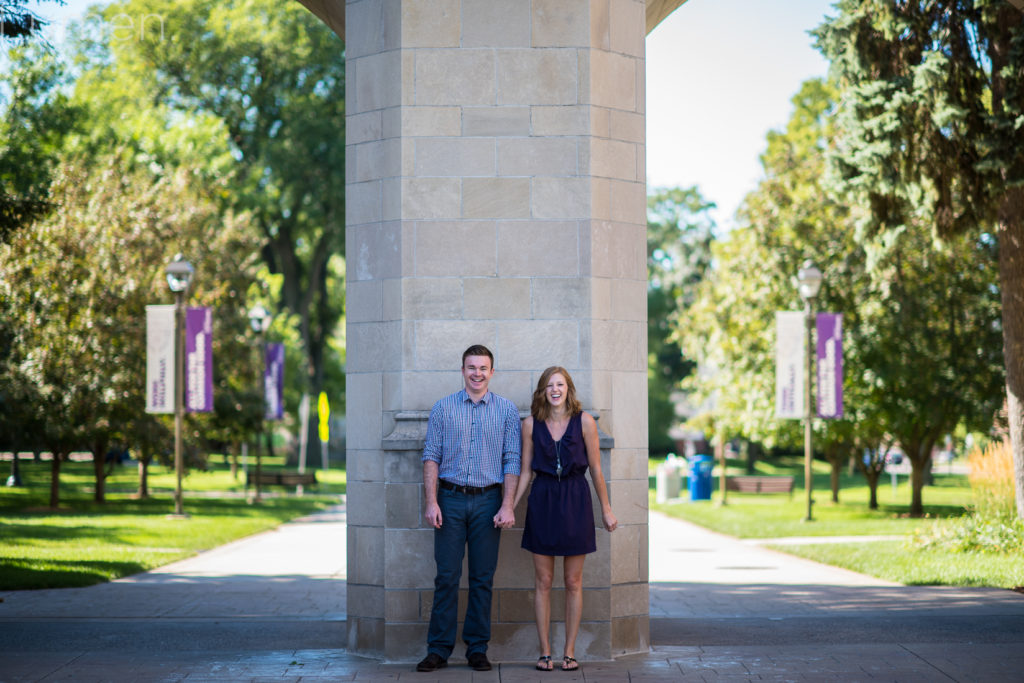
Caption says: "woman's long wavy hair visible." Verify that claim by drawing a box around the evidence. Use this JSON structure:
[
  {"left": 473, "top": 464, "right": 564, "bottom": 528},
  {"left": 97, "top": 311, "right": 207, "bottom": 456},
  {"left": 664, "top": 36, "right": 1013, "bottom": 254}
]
[{"left": 531, "top": 366, "right": 582, "bottom": 422}]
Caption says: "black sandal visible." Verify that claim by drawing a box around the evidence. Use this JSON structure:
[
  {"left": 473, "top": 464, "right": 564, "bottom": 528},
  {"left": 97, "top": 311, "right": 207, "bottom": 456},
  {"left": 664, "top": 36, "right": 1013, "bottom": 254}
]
[
  {"left": 562, "top": 656, "right": 578, "bottom": 671},
  {"left": 536, "top": 655, "right": 553, "bottom": 671}
]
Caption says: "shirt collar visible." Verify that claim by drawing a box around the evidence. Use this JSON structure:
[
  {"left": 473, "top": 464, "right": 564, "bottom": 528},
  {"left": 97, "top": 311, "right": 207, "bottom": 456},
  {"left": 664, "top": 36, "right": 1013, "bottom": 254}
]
[{"left": 459, "top": 389, "right": 490, "bottom": 405}]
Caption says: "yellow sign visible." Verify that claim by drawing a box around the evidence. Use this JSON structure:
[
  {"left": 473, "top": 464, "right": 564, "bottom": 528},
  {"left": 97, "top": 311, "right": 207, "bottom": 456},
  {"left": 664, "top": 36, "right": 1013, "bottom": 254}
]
[{"left": 317, "top": 392, "right": 330, "bottom": 442}]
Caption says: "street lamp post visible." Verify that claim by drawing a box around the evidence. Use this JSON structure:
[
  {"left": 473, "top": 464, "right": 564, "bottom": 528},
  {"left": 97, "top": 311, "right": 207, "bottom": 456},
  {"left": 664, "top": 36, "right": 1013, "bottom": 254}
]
[
  {"left": 166, "top": 254, "right": 194, "bottom": 518},
  {"left": 797, "top": 260, "right": 822, "bottom": 523},
  {"left": 248, "top": 304, "right": 271, "bottom": 504},
  {"left": 1, "top": 272, "right": 19, "bottom": 487}
]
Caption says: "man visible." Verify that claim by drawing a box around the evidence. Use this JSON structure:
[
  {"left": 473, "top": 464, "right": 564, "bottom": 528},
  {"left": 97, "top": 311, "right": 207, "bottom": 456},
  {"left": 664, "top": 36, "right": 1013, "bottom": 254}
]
[{"left": 416, "top": 344, "right": 521, "bottom": 673}]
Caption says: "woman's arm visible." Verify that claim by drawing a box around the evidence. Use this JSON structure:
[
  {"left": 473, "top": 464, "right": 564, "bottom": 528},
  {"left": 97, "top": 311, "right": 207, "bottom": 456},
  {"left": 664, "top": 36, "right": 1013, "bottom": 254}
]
[
  {"left": 512, "top": 416, "right": 535, "bottom": 509},
  {"left": 581, "top": 412, "right": 617, "bottom": 532}
]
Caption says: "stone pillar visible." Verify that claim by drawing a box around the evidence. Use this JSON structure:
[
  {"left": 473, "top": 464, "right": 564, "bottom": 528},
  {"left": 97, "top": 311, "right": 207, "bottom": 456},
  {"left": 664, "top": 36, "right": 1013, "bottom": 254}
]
[{"left": 345, "top": 0, "right": 649, "bottom": 661}]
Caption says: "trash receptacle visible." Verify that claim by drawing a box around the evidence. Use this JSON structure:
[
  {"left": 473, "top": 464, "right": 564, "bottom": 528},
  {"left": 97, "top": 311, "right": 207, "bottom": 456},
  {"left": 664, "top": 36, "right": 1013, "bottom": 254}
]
[
  {"left": 655, "top": 454, "right": 682, "bottom": 502},
  {"left": 688, "top": 454, "right": 713, "bottom": 501}
]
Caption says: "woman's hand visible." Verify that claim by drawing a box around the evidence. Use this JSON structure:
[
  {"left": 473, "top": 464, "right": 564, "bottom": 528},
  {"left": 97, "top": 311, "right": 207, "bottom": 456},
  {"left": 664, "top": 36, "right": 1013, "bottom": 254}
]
[{"left": 602, "top": 508, "right": 618, "bottom": 532}]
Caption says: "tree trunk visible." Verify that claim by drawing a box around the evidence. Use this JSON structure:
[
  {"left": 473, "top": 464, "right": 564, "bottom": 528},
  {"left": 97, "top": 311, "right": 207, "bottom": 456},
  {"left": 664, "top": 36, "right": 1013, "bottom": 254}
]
[
  {"left": 137, "top": 450, "right": 150, "bottom": 499},
  {"left": 91, "top": 435, "right": 109, "bottom": 504},
  {"left": 745, "top": 440, "right": 760, "bottom": 474},
  {"left": 829, "top": 459, "right": 841, "bottom": 503},
  {"left": 859, "top": 461, "right": 881, "bottom": 510},
  {"left": 909, "top": 457, "right": 927, "bottom": 517},
  {"left": 997, "top": 186, "right": 1024, "bottom": 520},
  {"left": 48, "top": 450, "right": 63, "bottom": 509}
]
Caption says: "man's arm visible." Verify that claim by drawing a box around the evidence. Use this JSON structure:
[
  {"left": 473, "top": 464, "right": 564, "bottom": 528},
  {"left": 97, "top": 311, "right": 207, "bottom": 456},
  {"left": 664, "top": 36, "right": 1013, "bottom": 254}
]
[
  {"left": 423, "top": 460, "right": 442, "bottom": 529},
  {"left": 422, "top": 402, "right": 444, "bottom": 529},
  {"left": 493, "top": 472, "right": 519, "bottom": 528},
  {"left": 493, "top": 403, "right": 523, "bottom": 528}
]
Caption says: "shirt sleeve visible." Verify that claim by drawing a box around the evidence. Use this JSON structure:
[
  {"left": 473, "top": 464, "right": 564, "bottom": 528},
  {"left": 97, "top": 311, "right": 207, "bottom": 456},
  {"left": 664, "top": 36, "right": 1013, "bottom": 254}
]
[
  {"left": 501, "top": 403, "right": 522, "bottom": 476},
  {"left": 422, "top": 402, "right": 444, "bottom": 464}
]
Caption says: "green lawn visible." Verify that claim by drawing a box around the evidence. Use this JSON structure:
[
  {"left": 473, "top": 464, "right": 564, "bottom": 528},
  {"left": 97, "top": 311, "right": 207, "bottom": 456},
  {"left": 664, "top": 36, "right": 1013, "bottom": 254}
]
[
  {"left": 650, "top": 456, "right": 1024, "bottom": 589},
  {"left": 4, "top": 453, "right": 1019, "bottom": 592},
  {"left": 0, "top": 455, "right": 346, "bottom": 590}
]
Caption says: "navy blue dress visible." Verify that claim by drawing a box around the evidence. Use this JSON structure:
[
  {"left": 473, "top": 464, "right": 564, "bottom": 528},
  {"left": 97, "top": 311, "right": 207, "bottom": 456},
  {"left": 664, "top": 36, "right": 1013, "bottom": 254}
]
[{"left": 521, "top": 413, "right": 596, "bottom": 556}]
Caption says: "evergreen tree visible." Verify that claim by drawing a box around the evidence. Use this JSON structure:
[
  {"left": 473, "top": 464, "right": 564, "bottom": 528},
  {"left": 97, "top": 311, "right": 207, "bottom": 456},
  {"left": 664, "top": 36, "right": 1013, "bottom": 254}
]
[
  {"left": 814, "top": 1, "right": 1024, "bottom": 517},
  {"left": 0, "top": 1, "right": 63, "bottom": 42}
]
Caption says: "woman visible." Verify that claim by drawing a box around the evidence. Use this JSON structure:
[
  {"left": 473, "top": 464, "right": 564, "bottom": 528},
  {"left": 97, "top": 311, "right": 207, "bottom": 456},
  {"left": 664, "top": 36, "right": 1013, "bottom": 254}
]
[{"left": 513, "top": 366, "right": 618, "bottom": 672}]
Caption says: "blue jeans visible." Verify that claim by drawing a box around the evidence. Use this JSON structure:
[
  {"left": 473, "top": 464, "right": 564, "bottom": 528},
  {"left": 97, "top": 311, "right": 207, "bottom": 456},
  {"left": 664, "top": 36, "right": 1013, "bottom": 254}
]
[{"left": 426, "top": 486, "right": 502, "bottom": 659}]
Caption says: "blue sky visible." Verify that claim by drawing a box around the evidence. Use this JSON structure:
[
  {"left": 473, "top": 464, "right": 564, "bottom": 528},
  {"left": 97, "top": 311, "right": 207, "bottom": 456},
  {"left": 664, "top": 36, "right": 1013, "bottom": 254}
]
[
  {"left": 32, "top": 0, "right": 836, "bottom": 230},
  {"left": 647, "top": 0, "right": 836, "bottom": 228}
]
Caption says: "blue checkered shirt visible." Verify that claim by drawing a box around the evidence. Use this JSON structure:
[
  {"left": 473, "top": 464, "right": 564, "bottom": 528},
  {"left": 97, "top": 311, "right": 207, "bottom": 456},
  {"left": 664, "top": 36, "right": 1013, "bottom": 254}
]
[{"left": 422, "top": 389, "right": 522, "bottom": 487}]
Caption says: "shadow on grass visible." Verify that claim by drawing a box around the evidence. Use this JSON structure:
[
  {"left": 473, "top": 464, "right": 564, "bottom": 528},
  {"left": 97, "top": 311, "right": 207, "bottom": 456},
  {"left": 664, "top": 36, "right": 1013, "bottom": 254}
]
[
  {"left": 875, "top": 503, "right": 970, "bottom": 519},
  {"left": 0, "top": 522, "right": 148, "bottom": 545},
  {"left": 1, "top": 494, "right": 336, "bottom": 521},
  {"left": 0, "top": 558, "right": 147, "bottom": 590}
]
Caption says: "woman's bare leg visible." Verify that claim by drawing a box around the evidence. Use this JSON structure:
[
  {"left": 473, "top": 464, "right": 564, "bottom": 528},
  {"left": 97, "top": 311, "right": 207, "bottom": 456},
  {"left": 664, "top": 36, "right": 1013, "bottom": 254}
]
[
  {"left": 562, "top": 554, "right": 585, "bottom": 663},
  {"left": 533, "top": 553, "right": 555, "bottom": 662}
]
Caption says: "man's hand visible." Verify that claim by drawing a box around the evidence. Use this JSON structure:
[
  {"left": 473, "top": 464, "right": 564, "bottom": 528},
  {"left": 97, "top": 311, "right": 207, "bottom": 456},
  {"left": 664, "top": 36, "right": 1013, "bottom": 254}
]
[
  {"left": 493, "top": 504, "right": 515, "bottom": 529},
  {"left": 425, "top": 501, "right": 442, "bottom": 529}
]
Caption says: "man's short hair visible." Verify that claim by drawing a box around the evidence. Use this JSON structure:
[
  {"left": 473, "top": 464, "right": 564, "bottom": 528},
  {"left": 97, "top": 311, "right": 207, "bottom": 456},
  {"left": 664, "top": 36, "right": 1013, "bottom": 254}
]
[{"left": 462, "top": 344, "right": 494, "bottom": 367}]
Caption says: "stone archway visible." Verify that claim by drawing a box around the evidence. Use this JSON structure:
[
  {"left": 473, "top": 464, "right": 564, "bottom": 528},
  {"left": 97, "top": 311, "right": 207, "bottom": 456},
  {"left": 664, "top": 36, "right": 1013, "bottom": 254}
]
[
  {"left": 296, "top": 0, "right": 688, "bottom": 662},
  {"left": 295, "top": 0, "right": 686, "bottom": 41}
]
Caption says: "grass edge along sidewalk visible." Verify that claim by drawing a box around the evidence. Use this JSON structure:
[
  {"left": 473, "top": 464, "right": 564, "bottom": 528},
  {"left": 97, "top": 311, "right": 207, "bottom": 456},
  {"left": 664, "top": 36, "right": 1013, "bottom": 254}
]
[
  {"left": 2, "top": 455, "right": 1021, "bottom": 591},
  {"left": 0, "top": 458, "right": 345, "bottom": 591},
  {"left": 650, "top": 455, "right": 1024, "bottom": 590}
]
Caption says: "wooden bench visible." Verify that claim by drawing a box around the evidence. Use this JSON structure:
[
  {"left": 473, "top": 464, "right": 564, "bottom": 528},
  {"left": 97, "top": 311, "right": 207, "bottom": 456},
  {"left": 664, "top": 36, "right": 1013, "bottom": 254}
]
[
  {"left": 247, "top": 471, "right": 318, "bottom": 488},
  {"left": 725, "top": 475, "right": 794, "bottom": 495}
]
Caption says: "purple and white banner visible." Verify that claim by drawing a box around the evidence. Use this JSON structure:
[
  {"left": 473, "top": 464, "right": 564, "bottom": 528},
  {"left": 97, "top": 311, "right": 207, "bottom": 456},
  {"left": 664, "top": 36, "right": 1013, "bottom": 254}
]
[
  {"left": 185, "top": 307, "right": 213, "bottom": 413},
  {"left": 265, "top": 342, "right": 285, "bottom": 421},
  {"left": 816, "top": 313, "right": 844, "bottom": 419},
  {"left": 145, "top": 305, "right": 175, "bottom": 414},
  {"left": 775, "top": 311, "right": 804, "bottom": 419}
]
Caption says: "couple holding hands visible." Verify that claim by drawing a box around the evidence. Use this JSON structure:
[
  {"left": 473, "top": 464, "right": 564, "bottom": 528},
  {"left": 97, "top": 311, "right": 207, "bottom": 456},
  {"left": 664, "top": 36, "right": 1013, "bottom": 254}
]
[{"left": 417, "top": 345, "right": 618, "bottom": 674}]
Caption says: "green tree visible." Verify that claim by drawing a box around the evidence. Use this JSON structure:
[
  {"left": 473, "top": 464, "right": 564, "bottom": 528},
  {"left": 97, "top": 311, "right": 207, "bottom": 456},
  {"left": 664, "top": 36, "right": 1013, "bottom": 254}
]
[
  {"left": 0, "top": 152, "right": 261, "bottom": 506},
  {"left": 814, "top": 0, "right": 1024, "bottom": 517},
  {"left": 855, "top": 227, "right": 1004, "bottom": 515},
  {"left": 682, "top": 80, "right": 853, "bottom": 461},
  {"left": 0, "top": 45, "right": 82, "bottom": 239},
  {"left": 683, "top": 77, "right": 1004, "bottom": 516},
  {"left": 646, "top": 186, "right": 715, "bottom": 455},
  {"left": 98, "top": 0, "right": 347, "bottom": 428}
]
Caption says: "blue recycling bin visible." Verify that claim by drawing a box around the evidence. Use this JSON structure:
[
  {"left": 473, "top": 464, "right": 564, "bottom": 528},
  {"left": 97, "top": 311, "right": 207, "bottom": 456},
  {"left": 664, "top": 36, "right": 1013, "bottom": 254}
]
[{"left": 688, "top": 454, "right": 714, "bottom": 501}]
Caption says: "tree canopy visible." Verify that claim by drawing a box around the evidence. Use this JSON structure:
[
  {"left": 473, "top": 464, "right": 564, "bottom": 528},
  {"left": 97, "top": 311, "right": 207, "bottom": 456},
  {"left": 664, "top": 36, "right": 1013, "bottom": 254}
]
[
  {"left": 0, "top": 152, "right": 261, "bottom": 505},
  {"left": 647, "top": 186, "right": 715, "bottom": 455},
  {"left": 99, "top": 0, "right": 347, "bottom": 406},
  {"left": 680, "top": 77, "right": 1004, "bottom": 516},
  {"left": 814, "top": 0, "right": 1024, "bottom": 517}
]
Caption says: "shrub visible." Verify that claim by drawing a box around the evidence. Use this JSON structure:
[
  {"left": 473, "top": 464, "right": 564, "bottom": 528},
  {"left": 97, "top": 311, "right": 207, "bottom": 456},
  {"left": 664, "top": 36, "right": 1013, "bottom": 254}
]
[
  {"left": 968, "top": 439, "right": 1015, "bottom": 518},
  {"left": 912, "top": 514, "right": 1023, "bottom": 554},
  {"left": 912, "top": 440, "right": 1023, "bottom": 554}
]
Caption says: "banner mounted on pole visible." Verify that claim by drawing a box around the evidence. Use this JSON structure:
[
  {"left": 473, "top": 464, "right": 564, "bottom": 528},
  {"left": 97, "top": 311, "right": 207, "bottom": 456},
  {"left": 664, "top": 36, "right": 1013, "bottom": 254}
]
[
  {"left": 816, "top": 313, "right": 844, "bottom": 419},
  {"left": 775, "top": 311, "right": 804, "bottom": 419},
  {"left": 145, "top": 305, "right": 175, "bottom": 414},
  {"left": 265, "top": 342, "right": 285, "bottom": 421},
  {"left": 185, "top": 307, "right": 213, "bottom": 413}
]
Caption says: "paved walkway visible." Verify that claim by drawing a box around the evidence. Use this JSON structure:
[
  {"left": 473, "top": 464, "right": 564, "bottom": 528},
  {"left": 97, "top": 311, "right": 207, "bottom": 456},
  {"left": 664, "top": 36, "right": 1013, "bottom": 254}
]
[{"left": 2, "top": 503, "right": 1023, "bottom": 681}]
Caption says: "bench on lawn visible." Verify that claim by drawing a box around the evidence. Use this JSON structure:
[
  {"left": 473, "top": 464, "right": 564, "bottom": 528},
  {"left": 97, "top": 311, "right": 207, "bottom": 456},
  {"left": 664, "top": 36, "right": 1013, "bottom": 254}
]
[
  {"left": 725, "top": 475, "right": 794, "bottom": 495},
  {"left": 246, "top": 471, "right": 318, "bottom": 488}
]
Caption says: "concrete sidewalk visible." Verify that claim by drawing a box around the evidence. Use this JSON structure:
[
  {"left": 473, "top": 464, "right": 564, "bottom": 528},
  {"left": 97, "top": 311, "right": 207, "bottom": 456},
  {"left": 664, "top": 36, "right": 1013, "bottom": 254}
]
[{"left": 2, "top": 503, "right": 1023, "bottom": 681}]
